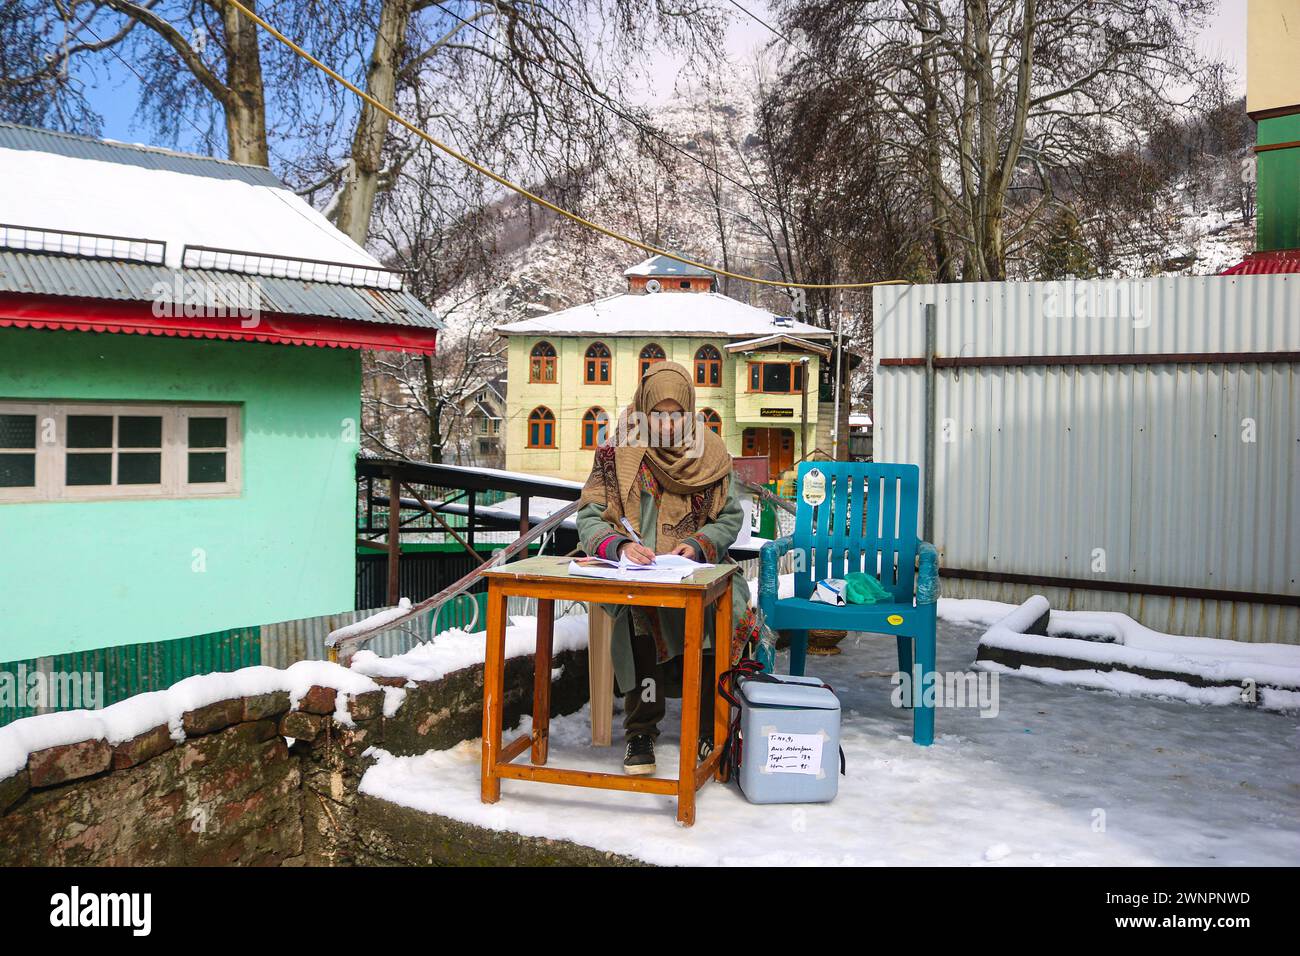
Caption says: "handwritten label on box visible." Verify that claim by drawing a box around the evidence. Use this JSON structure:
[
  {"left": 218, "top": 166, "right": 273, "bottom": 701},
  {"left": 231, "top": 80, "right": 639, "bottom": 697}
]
[{"left": 764, "top": 732, "right": 823, "bottom": 775}]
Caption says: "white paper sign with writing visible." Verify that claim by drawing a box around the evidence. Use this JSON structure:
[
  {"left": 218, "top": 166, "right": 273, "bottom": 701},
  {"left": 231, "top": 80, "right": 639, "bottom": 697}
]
[{"left": 764, "top": 732, "right": 823, "bottom": 775}]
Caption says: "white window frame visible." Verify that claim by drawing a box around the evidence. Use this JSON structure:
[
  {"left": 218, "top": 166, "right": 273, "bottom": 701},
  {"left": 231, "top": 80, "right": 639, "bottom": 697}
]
[{"left": 0, "top": 400, "right": 242, "bottom": 503}]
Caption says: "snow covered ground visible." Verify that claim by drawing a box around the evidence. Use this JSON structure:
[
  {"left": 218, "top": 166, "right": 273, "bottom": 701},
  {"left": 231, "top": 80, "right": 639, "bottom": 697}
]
[{"left": 361, "top": 617, "right": 1300, "bottom": 866}]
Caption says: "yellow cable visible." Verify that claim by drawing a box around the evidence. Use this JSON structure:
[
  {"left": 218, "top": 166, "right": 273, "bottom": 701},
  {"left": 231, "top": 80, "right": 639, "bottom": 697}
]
[{"left": 224, "top": 0, "right": 908, "bottom": 292}]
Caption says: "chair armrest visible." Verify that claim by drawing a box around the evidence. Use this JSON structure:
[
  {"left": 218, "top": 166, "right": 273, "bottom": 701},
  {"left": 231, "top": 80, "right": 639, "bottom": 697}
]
[
  {"left": 916, "top": 541, "right": 940, "bottom": 605},
  {"left": 758, "top": 535, "right": 794, "bottom": 623}
]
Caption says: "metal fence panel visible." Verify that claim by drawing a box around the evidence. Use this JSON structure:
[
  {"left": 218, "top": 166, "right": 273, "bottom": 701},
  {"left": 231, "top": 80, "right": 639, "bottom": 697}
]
[{"left": 873, "top": 276, "right": 1299, "bottom": 644}]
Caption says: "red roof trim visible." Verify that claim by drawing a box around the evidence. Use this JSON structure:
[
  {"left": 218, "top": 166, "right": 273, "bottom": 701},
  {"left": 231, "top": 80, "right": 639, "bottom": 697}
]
[
  {"left": 1220, "top": 250, "right": 1300, "bottom": 276},
  {"left": 0, "top": 292, "right": 438, "bottom": 354}
]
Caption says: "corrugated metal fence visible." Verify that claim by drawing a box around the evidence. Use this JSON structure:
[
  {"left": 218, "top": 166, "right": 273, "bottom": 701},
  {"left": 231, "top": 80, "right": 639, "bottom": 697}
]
[
  {"left": 872, "top": 276, "right": 1299, "bottom": 644},
  {"left": 0, "top": 597, "right": 490, "bottom": 729},
  {"left": 0, "top": 588, "right": 590, "bottom": 727}
]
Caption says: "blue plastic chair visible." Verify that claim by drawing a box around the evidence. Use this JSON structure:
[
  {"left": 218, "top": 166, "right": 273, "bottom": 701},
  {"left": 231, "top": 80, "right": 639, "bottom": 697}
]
[{"left": 758, "top": 462, "right": 940, "bottom": 745}]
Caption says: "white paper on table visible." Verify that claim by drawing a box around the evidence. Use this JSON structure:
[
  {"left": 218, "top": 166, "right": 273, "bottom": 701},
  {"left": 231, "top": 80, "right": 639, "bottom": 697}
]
[
  {"left": 568, "top": 552, "right": 714, "bottom": 582},
  {"left": 764, "top": 732, "right": 824, "bottom": 775}
]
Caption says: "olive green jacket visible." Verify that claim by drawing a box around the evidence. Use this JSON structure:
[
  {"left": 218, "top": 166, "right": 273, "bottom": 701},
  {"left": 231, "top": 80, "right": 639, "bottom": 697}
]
[{"left": 576, "top": 488, "right": 752, "bottom": 695}]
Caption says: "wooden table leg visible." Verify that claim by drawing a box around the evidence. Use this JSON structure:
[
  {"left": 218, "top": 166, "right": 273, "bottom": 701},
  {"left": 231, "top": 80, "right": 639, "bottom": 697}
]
[
  {"left": 676, "top": 594, "right": 704, "bottom": 827},
  {"left": 532, "top": 598, "right": 555, "bottom": 765},
  {"left": 481, "top": 584, "right": 508, "bottom": 804},
  {"left": 713, "top": 583, "right": 733, "bottom": 783}
]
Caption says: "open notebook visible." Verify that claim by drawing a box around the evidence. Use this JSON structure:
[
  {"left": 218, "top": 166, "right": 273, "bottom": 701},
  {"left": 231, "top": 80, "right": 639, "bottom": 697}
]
[{"left": 568, "top": 552, "right": 714, "bottom": 583}]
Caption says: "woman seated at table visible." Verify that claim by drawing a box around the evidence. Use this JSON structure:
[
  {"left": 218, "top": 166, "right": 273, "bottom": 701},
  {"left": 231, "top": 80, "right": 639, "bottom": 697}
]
[{"left": 576, "top": 361, "right": 758, "bottom": 775}]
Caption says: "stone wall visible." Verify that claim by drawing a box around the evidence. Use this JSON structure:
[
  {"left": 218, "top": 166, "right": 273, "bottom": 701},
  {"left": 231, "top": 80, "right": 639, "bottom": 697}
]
[{"left": 0, "top": 649, "right": 610, "bottom": 867}]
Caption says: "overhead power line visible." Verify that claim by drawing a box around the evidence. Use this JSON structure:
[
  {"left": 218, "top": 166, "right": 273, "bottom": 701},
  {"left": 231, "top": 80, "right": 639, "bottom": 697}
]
[
  {"left": 220, "top": 0, "right": 906, "bottom": 292},
  {"left": 726, "top": 0, "right": 797, "bottom": 47},
  {"left": 435, "top": 3, "right": 851, "bottom": 255}
]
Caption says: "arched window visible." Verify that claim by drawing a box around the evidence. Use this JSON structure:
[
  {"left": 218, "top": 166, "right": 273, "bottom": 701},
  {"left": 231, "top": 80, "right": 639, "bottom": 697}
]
[
  {"left": 584, "top": 342, "right": 611, "bottom": 384},
  {"left": 527, "top": 406, "right": 556, "bottom": 448},
  {"left": 529, "top": 341, "right": 556, "bottom": 383},
  {"left": 581, "top": 407, "right": 609, "bottom": 449},
  {"left": 699, "top": 408, "right": 722, "bottom": 436},
  {"left": 694, "top": 345, "right": 722, "bottom": 387},
  {"left": 639, "top": 343, "right": 665, "bottom": 378}
]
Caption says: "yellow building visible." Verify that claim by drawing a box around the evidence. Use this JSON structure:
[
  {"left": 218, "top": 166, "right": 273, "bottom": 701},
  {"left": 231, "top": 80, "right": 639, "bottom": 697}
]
[{"left": 498, "top": 256, "right": 839, "bottom": 483}]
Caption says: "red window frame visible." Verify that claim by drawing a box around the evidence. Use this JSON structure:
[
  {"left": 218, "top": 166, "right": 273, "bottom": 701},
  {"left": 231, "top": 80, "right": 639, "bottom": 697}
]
[
  {"left": 527, "top": 406, "right": 556, "bottom": 448},
  {"left": 746, "top": 360, "right": 805, "bottom": 394},
  {"left": 581, "top": 407, "right": 609, "bottom": 449},
  {"left": 584, "top": 342, "right": 611, "bottom": 384},
  {"left": 639, "top": 343, "right": 665, "bottom": 378},
  {"left": 529, "top": 341, "right": 557, "bottom": 383},
  {"left": 694, "top": 345, "right": 722, "bottom": 387}
]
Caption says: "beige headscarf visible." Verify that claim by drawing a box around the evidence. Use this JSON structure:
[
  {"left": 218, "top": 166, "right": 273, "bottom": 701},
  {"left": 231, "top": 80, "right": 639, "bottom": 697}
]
[{"left": 579, "top": 361, "right": 733, "bottom": 553}]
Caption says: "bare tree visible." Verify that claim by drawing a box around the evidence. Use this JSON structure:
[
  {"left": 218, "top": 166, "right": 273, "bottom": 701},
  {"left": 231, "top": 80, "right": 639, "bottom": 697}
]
[{"left": 769, "top": 0, "right": 1225, "bottom": 280}]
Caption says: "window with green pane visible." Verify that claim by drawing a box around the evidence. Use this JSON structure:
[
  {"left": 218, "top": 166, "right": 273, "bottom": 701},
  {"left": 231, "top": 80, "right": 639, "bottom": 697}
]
[
  {"left": 0, "top": 412, "right": 37, "bottom": 488},
  {"left": 117, "top": 415, "right": 163, "bottom": 485},
  {"left": 187, "top": 416, "right": 228, "bottom": 484},
  {"left": 64, "top": 413, "right": 164, "bottom": 486},
  {"left": 66, "top": 414, "right": 114, "bottom": 486}
]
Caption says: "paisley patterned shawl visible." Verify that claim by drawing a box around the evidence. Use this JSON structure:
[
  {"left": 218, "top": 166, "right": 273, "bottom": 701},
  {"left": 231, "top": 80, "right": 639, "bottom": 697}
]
[{"left": 578, "top": 361, "right": 732, "bottom": 553}]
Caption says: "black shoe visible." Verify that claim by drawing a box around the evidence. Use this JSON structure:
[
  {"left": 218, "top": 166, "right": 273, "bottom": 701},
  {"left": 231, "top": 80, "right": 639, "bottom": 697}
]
[
  {"left": 623, "top": 733, "right": 656, "bottom": 775},
  {"left": 697, "top": 736, "right": 714, "bottom": 763}
]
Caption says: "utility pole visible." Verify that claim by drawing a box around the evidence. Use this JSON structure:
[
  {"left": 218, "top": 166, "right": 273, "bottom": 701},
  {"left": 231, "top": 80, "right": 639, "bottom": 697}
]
[{"left": 830, "top": 291, "right": 845, "bottom": 460}]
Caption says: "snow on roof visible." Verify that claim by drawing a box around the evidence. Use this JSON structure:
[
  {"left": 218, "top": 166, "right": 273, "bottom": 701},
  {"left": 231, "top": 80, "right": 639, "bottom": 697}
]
[
  {"left": 496, "top": 292, "right": 833, "bottom": 339},
  {"left": 0, "top": 123, "right": 382, "bottom": 274},
  {"left": 848, "top": 413, "right": 872, "bottom": 428},
  {"left": 622, "top": 254, "right": 715, "bottom": 278},
  {"left": 727, "top": 333, "right": 832, "bottom": 356}
]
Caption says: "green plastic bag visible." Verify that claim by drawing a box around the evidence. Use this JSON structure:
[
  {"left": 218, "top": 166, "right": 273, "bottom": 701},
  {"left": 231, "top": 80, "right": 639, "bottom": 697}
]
[{"left": 844, "top": 572, "right": 892, "bottom": 605}]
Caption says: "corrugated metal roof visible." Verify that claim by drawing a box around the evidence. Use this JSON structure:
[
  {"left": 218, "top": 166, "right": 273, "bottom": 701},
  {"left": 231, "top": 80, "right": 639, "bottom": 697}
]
[
  {"left": 0, "top": 251, "right": 441, "bottom": 328},
  {"left": 0, "top": 122, "right": 282, "bottom": 187}
]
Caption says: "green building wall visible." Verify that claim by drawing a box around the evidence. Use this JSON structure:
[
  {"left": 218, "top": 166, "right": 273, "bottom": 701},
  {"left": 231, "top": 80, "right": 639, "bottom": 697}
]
[
  {"left": 1256, "top": 114, "right": 1300, "bottom": 254},
  {"left": 0, "top": 328, "right": 361, "bottom": 662}
]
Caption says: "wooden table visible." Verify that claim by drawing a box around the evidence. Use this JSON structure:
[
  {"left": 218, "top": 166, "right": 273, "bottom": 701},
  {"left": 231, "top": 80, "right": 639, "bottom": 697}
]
[{"left": 479, "top": 555, "right": 737, "bottom": 826}]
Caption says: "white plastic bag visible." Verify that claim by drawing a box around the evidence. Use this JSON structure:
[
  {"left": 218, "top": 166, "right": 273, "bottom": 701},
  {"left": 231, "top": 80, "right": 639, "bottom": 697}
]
[{"left": 811, "top": 579, "right": 847, "bottom": 606}]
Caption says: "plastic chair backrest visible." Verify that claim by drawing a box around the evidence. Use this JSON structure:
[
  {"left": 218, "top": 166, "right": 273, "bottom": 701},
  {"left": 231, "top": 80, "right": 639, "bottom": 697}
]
[{"left": 791, "top": 461, "right": 921, "bottom": 603}]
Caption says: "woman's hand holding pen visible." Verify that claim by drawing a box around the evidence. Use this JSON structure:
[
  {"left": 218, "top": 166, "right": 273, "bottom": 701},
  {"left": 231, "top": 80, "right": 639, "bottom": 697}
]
[{"left": 618, "top": 542, "right": 657, "bottom": 565}]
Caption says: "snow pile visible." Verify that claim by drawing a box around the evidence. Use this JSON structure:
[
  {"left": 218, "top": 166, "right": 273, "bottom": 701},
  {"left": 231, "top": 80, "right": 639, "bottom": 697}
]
[
  {"left": 349, "top": 613, "right": 590, "bottom": 684},
  {"left": 0, "top": 660, "right": 381, "bottom": 782},
  {"left": 974, "top": 597, "right": 1300, "bottom": 709}
]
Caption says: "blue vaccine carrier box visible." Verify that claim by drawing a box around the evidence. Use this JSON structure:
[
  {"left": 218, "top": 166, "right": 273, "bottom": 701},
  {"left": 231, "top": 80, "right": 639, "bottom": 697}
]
[{"left": 736, "top": 673, "right": 841, "bottom": 804}]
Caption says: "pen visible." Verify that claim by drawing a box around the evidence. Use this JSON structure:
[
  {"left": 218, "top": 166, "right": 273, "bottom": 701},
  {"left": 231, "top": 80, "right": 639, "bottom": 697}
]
[{"left": 620, "top": 516, "right": 643, "bottom": 545}]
